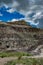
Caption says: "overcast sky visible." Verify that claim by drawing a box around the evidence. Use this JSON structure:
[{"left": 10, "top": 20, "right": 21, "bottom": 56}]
[{"left": 0, "top": 0, "right": 43, "bottom": 12}]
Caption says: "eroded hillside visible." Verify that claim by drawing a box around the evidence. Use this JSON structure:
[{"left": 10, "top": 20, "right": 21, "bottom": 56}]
[{"left": 0, "top": 21, "right": 43, "bottom": 55}]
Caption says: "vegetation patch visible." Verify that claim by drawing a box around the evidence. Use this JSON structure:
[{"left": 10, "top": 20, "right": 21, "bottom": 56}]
[
  {"left": 0, "top": 52, "right": 32, "bottom": 58},
  {"left": 5, "top": 58, "right": 43, "bottom": 65}
]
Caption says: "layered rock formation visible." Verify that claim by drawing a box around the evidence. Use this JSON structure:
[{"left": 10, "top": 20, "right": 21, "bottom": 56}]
[{"left": 0, "top": 21, "right": 43, "bottom": 54}]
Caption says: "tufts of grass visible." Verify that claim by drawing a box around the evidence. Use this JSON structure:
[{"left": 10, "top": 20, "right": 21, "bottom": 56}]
[
  {"left": 5, "top": 58, "right": 43, "bottom": 65},
  {"left": 0, "top": 52, "right": 32, "bottom": 58}
]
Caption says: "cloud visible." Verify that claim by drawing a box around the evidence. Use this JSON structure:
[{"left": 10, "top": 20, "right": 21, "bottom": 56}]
[
  {"left": 10, "top": 19, "right": 19, "bottom": 22},
  {"left": 3, "top": 4, "right": 8, "bottom": 8},
  {"left": 15, "top": 0, "right": 43, "bottom": 11},
  {"left": 16, "top": 0, "right": 29, "bottom": 11},
  {"left": 35, "top": 0, "right": 43, "bottom": 5},
  {"left": 31, "top": 21, "right": 39, "bottom": 26},
  {"left": 32, "top": 11, "right": 42, "bottom": 21},
  {"left": 33, "top": 12, "right": 42, "bottom": 18},
  {"left": 7, "top": 18, "right": 25, "bottom": 22},
  {"left": 24, "top": 18, "right": 39, "bottom": 26},
  {"left": 7, "top": 8, "right": 15, "bottom": 13},
  {"left": 0, "top": 0, "right": 43, "bottom": 12},
  {"left": 0, "top": 20, "right": 2, "bottom": 21},
  {"left": 0, "top": 0, "right": 13, "bottom": 4},
  {"left": 11, "top": 1, "right": 19, "bottom": 8},
  {"left": 7, "top": 1, "right": 19, "bottom": 13},
  {"left": 0, "top": 13, "right": 3, "bottom": 16},
  {"left": 0, "top": 0, "right": 43, "bottom": 9}
]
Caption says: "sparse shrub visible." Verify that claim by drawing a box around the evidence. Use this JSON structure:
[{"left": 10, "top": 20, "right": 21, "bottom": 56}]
[{"left": 18, "top": 55, "right": 22, "bottom": 60}]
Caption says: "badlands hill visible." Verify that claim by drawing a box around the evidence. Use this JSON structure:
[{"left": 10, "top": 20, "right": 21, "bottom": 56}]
[{"left": 0, "top": 20, "right": 43, "bottom": 55}]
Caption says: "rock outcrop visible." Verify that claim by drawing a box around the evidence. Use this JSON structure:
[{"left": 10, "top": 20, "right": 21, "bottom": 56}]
[{"left": 0, "top": 21, "right": 43, "bottom": 53}]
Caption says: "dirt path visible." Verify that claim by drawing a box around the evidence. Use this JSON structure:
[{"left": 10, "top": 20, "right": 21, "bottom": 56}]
[
  {"left": 0, "top": 45, "right": 43, "bottom": 65},
  {"left": 0, "top": 57, "right": 17, "bottom": 65},
  {"left": 0, "top": 55, "right": 43, "bottom": 65},
  {"left": 22, "top": 55, "right": 43, "bottom": 59}
]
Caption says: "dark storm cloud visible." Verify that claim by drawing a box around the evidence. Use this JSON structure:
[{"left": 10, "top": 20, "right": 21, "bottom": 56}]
[
  {"left": 35, "top": 0, "right": 43, "bottom": 5},
  {"left": 14, "top": 0, "right": 43, "bottom": 11},
  {"left": 0, "top": 0, "right": 13, "bottom": 4},
  {"left": 16, "top": 0, "right": 29, "bottom": 10},
  {"left": 0, "top": 0, "right": 43, "bottom": 9}
]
